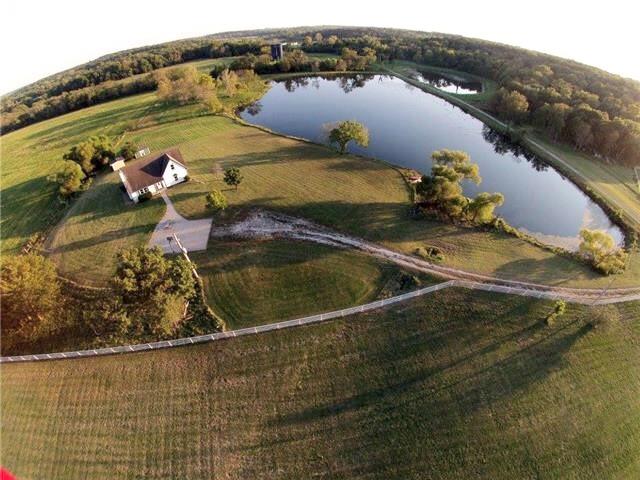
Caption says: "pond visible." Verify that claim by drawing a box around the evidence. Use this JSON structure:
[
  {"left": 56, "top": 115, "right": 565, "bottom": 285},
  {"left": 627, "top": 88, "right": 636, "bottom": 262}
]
[
  {"left": 240, "top": 74, "right": 623, "bottom": 250},
  {"left": 413, "top": 70, "right": 483, "bottom": 94}
]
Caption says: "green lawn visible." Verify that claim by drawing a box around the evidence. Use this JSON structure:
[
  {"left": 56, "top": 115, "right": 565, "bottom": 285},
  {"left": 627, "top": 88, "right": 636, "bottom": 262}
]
[
  {"left": 46, "top": 173, "right": 165, "bottom": 286},
  {"left": 192, "top": 238, "right": 428, "bottom": 329},
  {"left": 3, "top": 289, "right": 639, "bottom": 479},
  {"left": 4, "top": 79, "right": 639, "bottom": 289},
  {"left": 0, "top": 72, "right": 266, "bottom": 258}
]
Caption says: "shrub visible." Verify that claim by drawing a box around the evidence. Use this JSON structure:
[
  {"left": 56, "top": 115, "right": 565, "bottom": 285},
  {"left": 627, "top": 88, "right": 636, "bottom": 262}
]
[
  {"left": 205, "top": 190, "right": 227, "bottom": 211},
  {"left": 138, "top": 192, "right": 153, "bottom": 203},
  {"left": 545, "top": 300, "right": 567, "bottom": 326},
  {"left": 415, "top": 246, "right": 444, "bottom": 262}
]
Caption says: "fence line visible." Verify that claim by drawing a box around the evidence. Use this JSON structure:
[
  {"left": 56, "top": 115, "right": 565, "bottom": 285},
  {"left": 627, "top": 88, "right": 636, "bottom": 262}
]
[{"left": 2, "top": 280, "right": 637, "bottom": 364}]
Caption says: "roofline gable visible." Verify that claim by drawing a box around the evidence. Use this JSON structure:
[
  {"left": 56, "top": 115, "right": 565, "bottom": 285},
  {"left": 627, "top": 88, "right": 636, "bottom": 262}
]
[{"left": 161, "top": 154, "right": 188, "bottom": 176}]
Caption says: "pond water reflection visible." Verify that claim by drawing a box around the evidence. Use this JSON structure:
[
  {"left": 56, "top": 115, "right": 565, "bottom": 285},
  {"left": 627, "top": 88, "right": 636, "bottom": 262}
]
[{"left": 240, "top": 74, "right": 623, "bottom": 250}]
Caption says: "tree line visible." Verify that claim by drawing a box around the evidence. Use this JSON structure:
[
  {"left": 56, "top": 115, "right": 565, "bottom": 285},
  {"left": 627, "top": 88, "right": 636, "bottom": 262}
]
[
  {"left": 1, "top": 246, "right": 222, "bottom": 354},
  {"left": 3, "top": 28, "right": 639, "bottom": 166}
]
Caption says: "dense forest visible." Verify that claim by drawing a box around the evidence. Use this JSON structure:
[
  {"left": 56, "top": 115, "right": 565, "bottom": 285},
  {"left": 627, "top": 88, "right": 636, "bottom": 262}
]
[{"left": 2, "top": 27, "right": 639, "bottom": 166}]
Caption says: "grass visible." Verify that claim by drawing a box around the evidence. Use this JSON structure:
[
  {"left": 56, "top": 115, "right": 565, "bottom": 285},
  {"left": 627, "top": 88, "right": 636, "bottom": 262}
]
[
  {"left": 46, "top": 173, "right": 165, "bottom": 286},
  {"left": 383, "top": 60, "right": 498, "bottom": 104},
  {"left": 4, "top": 76, "right": 639, "bottom": 289},
  {"left": 527, "top": 133, "right": 640, "bottom": 230},
  {"left": 2, "top": 289, "right": 639, "bottom": 479},
  {"left": 0, "top": 67, "right": 266, "bottom": 258},
  {"left": 191, "top": 238, "right": 429, "bottom": 329}
]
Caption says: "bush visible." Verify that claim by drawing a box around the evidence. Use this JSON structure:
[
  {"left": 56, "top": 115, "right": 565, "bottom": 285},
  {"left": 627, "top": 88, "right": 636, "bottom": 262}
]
[
  {"left": 545, "top": 300, "right": 567, "bottom": 326},
  {"left": 138, "top": 192, "right": 153, "bottom": 203},
  {"left": 415, "top": 246, "right": 444, "bottom": 262},
  {"left": 205, "top": 190, "right": 227, "bottom": 211}
]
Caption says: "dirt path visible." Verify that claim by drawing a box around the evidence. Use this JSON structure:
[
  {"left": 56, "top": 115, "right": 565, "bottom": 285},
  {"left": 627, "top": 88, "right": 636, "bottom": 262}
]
[{"left": 212, "top": 210, "right": 640, "bottom": 302}]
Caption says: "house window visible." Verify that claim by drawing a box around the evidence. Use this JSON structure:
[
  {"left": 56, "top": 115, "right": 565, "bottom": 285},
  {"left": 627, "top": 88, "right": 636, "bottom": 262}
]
[
  {"left": 173, "top": 174, "right": 179, "bottom": 181},
  {"left": 170, "top": 164, "right": 175, "bottom": 170}
]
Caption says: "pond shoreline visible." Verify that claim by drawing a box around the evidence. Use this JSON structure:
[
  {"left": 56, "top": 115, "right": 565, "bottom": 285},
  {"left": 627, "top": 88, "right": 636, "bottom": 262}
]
[{"left": 239, "top": 73, "right": 627, "bottom": 250}]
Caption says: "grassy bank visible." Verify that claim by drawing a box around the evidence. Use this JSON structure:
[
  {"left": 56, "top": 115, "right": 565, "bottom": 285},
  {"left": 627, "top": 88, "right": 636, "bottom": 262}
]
[
  {"left": 3, "top": 289, "right": 639, "bottom": 479},
  {"left": 384, "top": 61, "right": 640, "bottom": 236},
  {"left": 192, "top": 239, "right": 431, "bottom": 329},
  {"left": 4, "top": 78, "right": 639, "bottom": 290}
]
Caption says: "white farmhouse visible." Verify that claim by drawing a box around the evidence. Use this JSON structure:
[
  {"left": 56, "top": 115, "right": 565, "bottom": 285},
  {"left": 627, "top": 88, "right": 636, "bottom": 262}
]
[{"left": 118, "top": 148, "right": 188, "bottom": 203}]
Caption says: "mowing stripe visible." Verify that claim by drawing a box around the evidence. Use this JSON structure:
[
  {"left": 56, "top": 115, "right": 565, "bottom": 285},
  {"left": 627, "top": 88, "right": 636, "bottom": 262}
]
[{"left": 2, "top": 279, "right": 638, "bottom": 364}]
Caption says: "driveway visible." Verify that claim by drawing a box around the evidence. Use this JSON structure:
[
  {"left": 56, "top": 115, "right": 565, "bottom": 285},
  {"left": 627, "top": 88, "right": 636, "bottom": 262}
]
[{"left": 149, "top": 192, "right": 213, "bottom": 254}]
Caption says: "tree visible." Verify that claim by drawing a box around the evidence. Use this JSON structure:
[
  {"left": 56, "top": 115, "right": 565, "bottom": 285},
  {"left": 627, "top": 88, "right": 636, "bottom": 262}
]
[
  {"left": 63, "top": 135, "right": 115, "bottom": 174},
  {"left": 112, "top": 247, "right": 195, "bottom": 338},
  {"left": 219, "top": 68, "right": 239, "bottom": 96},
  {"left": 579, "top": 229, "right": 628, "bottom": 275},
  {"left": 206, "top": 190, "right": 227, "bottom": 211},
  {"left": 329, "top": 120, "right": 369, "bottom": 154},
  {"left": 417, "top": 150, "right": 504, "bottom": 224},
  {"left": 431, "top": 149, "right": 481, "bottom": 183},
  {"left": 544, "top": 299, "right": 567, "bottom": 326},
  {"left": 223, "top": 167, "right": 243, "bottom": 190},
  {"left": 156, "top": 65, "right": 220, "bottom": 107},
  {"left": 465, "top": 192, "right": 504, "bottom": 224},
  {"left": 118, "top": 141, "right": 137, "bottom": 161},
  {"left": 47, "top": 161, "right": 89, "bottom": 198},
  {"left": 492, "top": 88, "right": 529, "bottom": 124},
  {"left": 0, "top": 254, "right": 62, "bottom": 339}
]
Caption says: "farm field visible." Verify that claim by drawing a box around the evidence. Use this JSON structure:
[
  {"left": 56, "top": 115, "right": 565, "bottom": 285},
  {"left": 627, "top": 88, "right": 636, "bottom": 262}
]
[
  {"left": 46, "top": 173, "right": 165, "bottom": 286},
  {"left": 4, "top": 88, "right": 639, "bottom": 288},
  {"left": 192, "top": 238, "right": 433, "bottom": 329},
  {"left": 0, "top": 73, "right": 266, "bottom": 256},
  {"left": 3, "top": 289, "right": 639, "bottom": 479}
]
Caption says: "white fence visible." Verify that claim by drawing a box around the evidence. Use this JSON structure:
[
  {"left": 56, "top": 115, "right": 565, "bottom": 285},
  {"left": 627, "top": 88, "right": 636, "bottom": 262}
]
[{"left": 2, "top": 280, "right": 638, "bottom": 364}]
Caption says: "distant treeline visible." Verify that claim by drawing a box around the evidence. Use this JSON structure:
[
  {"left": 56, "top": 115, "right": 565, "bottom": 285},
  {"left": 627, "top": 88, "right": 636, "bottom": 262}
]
[
  {"left": 2, "top": 27, "right": 639, "bottom": 166},
  {"left": 0, "top": 40, "right": 263, "bottom": 133}
]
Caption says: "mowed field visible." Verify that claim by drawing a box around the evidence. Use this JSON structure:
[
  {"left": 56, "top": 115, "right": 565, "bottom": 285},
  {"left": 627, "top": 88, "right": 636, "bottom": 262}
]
[
  {"left": 4, "top": 79, "right": 640, "bottom": 291},
  {"left": 3, "top": 289, "right": 639, "bottom": 479},
  {"left": 0, "top": 62, "right": 265, "bottom": 258},
  {"left": 191, "top": 239, "right": 433, "bottom": 329}
]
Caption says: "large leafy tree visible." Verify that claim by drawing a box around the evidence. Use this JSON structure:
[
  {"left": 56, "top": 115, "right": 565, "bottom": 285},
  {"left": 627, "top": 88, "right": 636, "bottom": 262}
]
[
  {"left": 156, "top": 65, "right": 221, "bottom": 108},
  {"left": 492, "top": 88, "right": 530, "bottom": 124},
  {"left": 47, "top": 161, "right": 89, "bottom": 198},
  {"left": 417, "top": 149, "right": 503, "bottom": 224},
  {"left": 578, "top": 229, "right": 628, "bottom": 275},
  {"left": 329, "top": 120, "right": 369, "bottom": 154},
  {"left": 112, "top": 247, "right": 196, "bottom": 338},
  {"left": 63, "top": 135, "right": 115, "bottom": 174},
  {"left": 0, "top": 254, "right": 62, "bottom": 339},
  {"left": 466, "top": 192, "right": 505, "bottom": 224}
]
